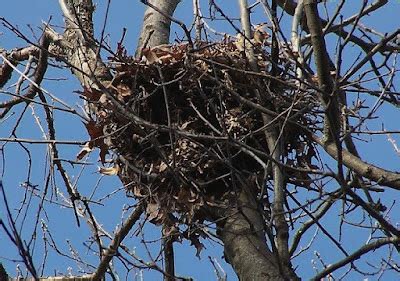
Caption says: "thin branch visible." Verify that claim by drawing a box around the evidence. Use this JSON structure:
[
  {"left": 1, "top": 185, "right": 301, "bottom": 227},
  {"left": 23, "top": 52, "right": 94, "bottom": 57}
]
[
  {"left": 163, "top": 224, "right": 175, "bottom": 281},
  {"left": 341, "top": 30, "right": 400, "bottom": 82},
  {"left": 291, "top": 0, "right": 304, "bottom": 82},
  {"left": 0, "top": 138, "right": 86, "bottom": 145},
  {"left": 289, "top": 199, "right": 334, "bottom": 256},
  {"left": 313, "top": 135, "right": 400, "bottom": 190},
  {"left": 311, "top": 237, "right": 400, "bottom": 281},
  {"left": 91, "top": 202, "right": 145, "bottom": 280}
]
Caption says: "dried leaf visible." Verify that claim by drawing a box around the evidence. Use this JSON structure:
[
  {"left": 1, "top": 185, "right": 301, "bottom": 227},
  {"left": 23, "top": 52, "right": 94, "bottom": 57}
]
[
  {"left": 80, "top": 87, "right": 102, "bottom": 102},
  {"left": 99, "top": 146, "right": 109, "bottom": 164},
  {"left": 142, "top": 48, "right": 160, "bottom": 64},
  {"left": 234, "top": 33, "right": 245, "bottom": 51},
  {"left": 188, "top": 190, "right": 198, "bottom": 203},
  {"left": 85, "top": 120, "right": 103, "bottom": 140},
  {"left": 117, "top": 84, "right": 132, "bottom": 97},
  {"left": 163, "top": 224, "right": 179, "bottom": 237},
  {"left": 99, "top": 164, "right": 120, "bottom": 176},
  {"left": 157, "top": 54, "right": 174, "bottom": 64},
  {"left": 99, "top": 93, "right": 108, "bottom": 104},
  {"left": 179, "top": 121, "right": 193, "bottom": 130},
  {"left": 133, "top": 186, "right": 145, "bottom": 198},
  {"left": 146, "top": 201, "right": 165, "bottom": 224},
  {"left": 180, "top": 140, "right": 188, "bottom": 150},
  {"left": 190, "top": 236, "right": 204, "bottom": 258},
  {"left": 159, "top": 161, "right": 168, "bottom": 173},
  {"left": 84, "top": 120, "right": 109, "bottom": 163},
  {"left": 253, "top": 24, "right": 269, "bottom": 45},
  {"left": 76, "top": 142, "right": 93, "bottom": 160},
  {"left": 173, "top": 188, "right": 189, "bottom": 202},
  {"left": 310, "top": 75, "right": 319, "bottom": 83}
]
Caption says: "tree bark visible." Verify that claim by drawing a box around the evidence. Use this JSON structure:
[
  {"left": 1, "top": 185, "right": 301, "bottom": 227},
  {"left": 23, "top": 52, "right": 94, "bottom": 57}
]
[
  {"left": 237, "top": 1, "right": 295, "bottom": 279},
  {"left": 218, "top": 189, "right": 287, "bottom": 281},
  {"left": 304, "top": 0, "right": 341, "bottom": 143},
  {"left": 136, "top": 0, "right": 181, "bottom": 56}
]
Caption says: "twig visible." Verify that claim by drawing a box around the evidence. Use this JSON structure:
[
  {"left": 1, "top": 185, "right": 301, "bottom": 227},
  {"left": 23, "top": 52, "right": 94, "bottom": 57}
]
[
  {"left": 91, "top": 202, "right": 145, "bottom": 280},
  {"left": 163, "top": 224, "right": 175, "bottom": 281},
  {"left": 311, "top": 237, "right": 400, "bottom": 281}
]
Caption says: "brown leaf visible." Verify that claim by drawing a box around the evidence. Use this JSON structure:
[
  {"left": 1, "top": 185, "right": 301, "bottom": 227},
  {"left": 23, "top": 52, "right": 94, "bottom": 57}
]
[
  {"left": 85, "top": 120, "right": 103, "bottom": 140},
  {"left": 179, "top": 121, "right": 193, "bottom": 130},
  {"left": 146, "top": 202, "right": 160, "bottom": 221},
  {"left": 81, "top": 87, "right": 102, "bottom": 102},
  {"left": 310, "top": 75, "right": 319, "bottom": 83},
  {"left": 99, "top": 164, "right": 120, "bottom": 176},
  {"left": 99, "top": 145, "right": 109, "bottom": 163},
  {"left": 157, "top": 54, "right": 174, "bottom": 64},
  {"left": 173, "top": 188, "right": 190, "bottom": 202},
  {"left": 133, "top": 186, "right": 146, "bottom": 198},
  {"left": 84, "top": 120, "right": 109, "bottom": 163},
  {"left": 142, "top": 48, "right": 160, "bottom": 65},
  {"left": 146, "top": 201, "right": 165, "bottom": 224},
  {"left": 117, "top": 84, "right": 132, "bottom": 98},
  {"left": 76, "top": 142, "right": 93, "bottom": 160},
  {"left": 159, "top": 161, "right": 168, "bottom": 173},
  {"left": 99, "top": 93, "right": 108, "bottom": 104},
  {"left": 190, "top": 236, "right": 204, "bottom": 258},
  {"left": 163, "top": 224, "right": 179, "bottom": 237}
]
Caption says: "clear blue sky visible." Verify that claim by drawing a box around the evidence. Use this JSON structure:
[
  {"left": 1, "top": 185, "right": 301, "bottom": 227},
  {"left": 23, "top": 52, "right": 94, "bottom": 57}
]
[{"left": 1, "top": 1, "right": 400, "bottom": 280}]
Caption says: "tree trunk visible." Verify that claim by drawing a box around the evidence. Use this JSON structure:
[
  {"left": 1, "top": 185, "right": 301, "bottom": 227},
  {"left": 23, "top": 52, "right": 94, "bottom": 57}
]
[
  {"left": 217, "top": 189, "right": 287, "bottom": 281},
  {"left": 136, "top": 0, "right": 181, "bottom": 55}
]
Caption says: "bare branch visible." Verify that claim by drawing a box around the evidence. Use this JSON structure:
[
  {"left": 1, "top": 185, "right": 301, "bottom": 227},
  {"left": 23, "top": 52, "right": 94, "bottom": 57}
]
[
  {"left": 91, "top": 202, "right": 145, "bottom": 280},
  {"left": 313, "top": 135, "right": 400, "bottom": 190},
  {"left": 311, "top": 237, "right": 400, "bottom": 281},
  {"left": 304, "top": 0, "right": 341, "bottom": 144}
]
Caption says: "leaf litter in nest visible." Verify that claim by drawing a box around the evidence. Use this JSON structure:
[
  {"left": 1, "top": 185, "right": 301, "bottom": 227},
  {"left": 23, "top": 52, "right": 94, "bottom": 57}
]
[{"left": 95, "top": 40, "right": 316, "bottom": 193}]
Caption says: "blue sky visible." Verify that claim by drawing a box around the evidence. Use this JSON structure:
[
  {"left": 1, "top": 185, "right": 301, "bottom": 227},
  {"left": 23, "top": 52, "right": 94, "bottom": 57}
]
[{"left": 1, "top": 1, "right": 400, "bottom": 280}]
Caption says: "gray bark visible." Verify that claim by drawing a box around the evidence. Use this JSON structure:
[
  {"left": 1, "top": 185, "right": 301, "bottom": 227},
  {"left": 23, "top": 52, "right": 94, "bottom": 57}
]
[
  {"left": 237, "top": 1, "right": 295, "bottom": 278},
  {"left": 136, "top": 0, "right": 181, "bottom": 56},
  {"left": 218, "top": 190, "right": 286, "bottom": 281}
]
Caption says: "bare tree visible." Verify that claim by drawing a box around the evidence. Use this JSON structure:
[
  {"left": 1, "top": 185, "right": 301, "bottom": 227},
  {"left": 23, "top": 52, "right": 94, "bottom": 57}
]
[{"left": 1, "top": 0, "right": 400, "bottom": 280}]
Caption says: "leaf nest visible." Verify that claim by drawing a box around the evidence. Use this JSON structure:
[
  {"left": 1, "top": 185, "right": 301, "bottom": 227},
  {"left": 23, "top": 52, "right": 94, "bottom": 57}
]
[{"left": 81, "top": 40, "right": 320, "bottom": 235}]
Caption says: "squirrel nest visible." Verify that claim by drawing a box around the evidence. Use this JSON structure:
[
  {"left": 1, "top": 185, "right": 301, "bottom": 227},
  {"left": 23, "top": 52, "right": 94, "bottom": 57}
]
[{"left": 78, "top": 39, "right": 320, "bottom": 247}]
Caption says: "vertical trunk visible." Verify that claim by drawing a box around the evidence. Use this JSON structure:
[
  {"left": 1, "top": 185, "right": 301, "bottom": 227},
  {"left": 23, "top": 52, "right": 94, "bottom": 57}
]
[
  {"left": 217, "top": 189, "right": 287, "bottom": 281},
  {"left": 237, "top": 1, "right": 294, "bottom": 278},
  {"left": 136, "top": 0, "right": 181, "bottom": 55}
]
